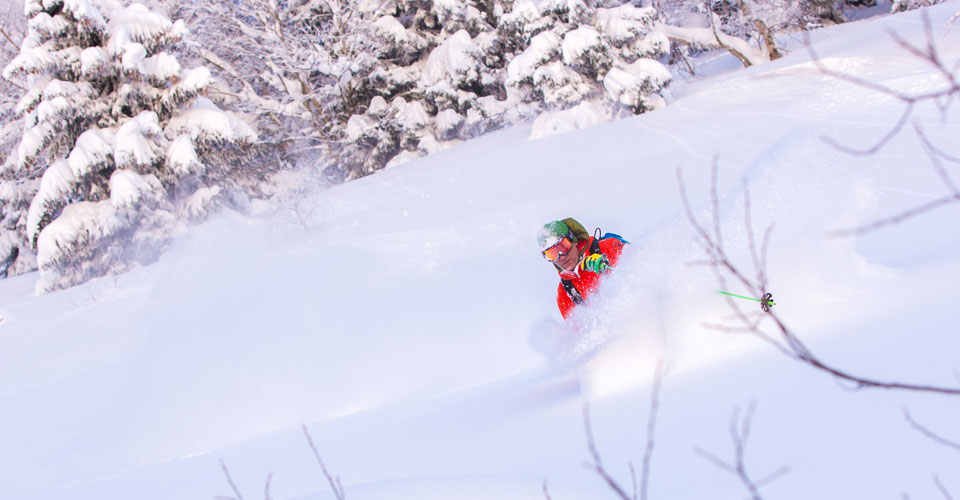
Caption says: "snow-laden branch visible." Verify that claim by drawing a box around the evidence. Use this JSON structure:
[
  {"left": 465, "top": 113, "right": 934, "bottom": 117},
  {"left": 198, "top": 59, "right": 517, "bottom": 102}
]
[{"left": 656, "top": 22, "right": 765, "bottom": 67}]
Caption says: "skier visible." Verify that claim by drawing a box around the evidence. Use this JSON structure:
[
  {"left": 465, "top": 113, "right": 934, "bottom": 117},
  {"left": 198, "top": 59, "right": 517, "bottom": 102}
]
[{"left": 537, "top": 218, "right": 628, "bottom": 321}]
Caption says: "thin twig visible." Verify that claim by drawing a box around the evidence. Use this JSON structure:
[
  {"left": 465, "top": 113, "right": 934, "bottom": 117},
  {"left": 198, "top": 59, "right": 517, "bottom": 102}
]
[
  {"left": 543, "top": 478, "right": 553, "bottom": 500},
  {"left": 0, "top": 25, "right": 19, "bottom": 51},
  {"left": 827, "top": 193, "right": 960, "bottom": 238},
  {"left": 696, "top": 402, "right": 783, "bottom": 500},
  {"left": 583, "top": 403, "right": 633, "bottom": 500},
  {"left": 934, "top": 475, "right": 955, "bottom": 500},
  {"left": 302, "top": 424, "right": 346, "bottom": 500},
  {"left": 904, "top": 409, "right": 960, "bottom": 452},
  {"left": 731, "top": 401, "right": 764, "bottom": 500},
  {"left": 220, "top": 459, "right": 246, "bottom": 500},
  {"left": 820, "top": 102, "right": 915, "bottom": 156},
  {"left": 640, "top": 359, "right": 666, "bottom": 500},
  {"left": 264, "top": 472, "right": 274, "bottom": 500},
  {"left": 915, "top": 124, "right": 960, "bottom": 196},
  {"left": 679, "top": 163, "right": 960, "bottom": 395}
]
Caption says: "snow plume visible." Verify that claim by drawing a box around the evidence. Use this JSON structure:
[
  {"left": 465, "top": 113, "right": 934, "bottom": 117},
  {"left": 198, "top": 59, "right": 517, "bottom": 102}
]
[{"left": 36, "top": 168, "right": 173, "bottom": 293}]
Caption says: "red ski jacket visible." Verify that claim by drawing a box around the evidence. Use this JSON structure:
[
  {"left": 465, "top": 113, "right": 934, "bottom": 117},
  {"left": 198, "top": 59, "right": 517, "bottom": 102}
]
[{"left": 555, "top": 235, "right": 627, "bottom": 320}]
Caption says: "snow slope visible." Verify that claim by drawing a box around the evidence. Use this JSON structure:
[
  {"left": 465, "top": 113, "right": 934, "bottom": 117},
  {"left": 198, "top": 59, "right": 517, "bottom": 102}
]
[{"left": 2, "top": 3, "right": 960, "bottom": 499}]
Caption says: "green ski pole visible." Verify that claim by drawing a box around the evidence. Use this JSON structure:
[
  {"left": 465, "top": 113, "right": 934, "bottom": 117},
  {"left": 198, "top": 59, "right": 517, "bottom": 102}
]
[{"left": 718, "top": 291, "right": 775, "bottom": 312}]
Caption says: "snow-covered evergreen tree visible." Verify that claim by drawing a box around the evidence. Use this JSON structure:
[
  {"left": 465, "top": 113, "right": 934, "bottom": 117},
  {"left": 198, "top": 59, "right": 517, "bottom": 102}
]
[
  {"left": 340, "top": 0, "right": 674, "bottom": 170},
  {"left": 3, "top": 0, "right": 257, "bottom": 292},
  {"left": 891, "top": 0, "right": 945, "bottom": 12},
  {"left": 0, "top": 0, "right": 29, "bottom": 277},
  {"left": 168, "top": 0, "right": 889, "bottom": 181}
]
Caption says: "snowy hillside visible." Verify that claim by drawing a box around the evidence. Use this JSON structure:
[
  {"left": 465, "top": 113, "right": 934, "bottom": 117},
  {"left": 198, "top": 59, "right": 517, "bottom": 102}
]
[{"left": 2, "top": 3, "right": 960, "bottom": 500}]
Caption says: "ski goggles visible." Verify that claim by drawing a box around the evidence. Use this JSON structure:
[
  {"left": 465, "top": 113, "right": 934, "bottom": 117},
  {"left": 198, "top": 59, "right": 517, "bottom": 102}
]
[{"left": 541, "top": 236, "right": 573, "bottom": 262}]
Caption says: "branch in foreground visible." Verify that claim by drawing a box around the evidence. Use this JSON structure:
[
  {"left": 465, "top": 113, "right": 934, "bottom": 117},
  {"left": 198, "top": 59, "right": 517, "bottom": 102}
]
[
  {"left": 302, "top": 424, "right": 346, "bottom": 500},
  {"left": 934, "top": 475, "right": 955, "bottom": 500},
  {"left": 580, "top": 360, "right": 666, "bottom": 500},
  {"left": 543, "top": 478, "right": 553, "bottom": 500},
  {"left": 805, "top": 11, "right": 960, "bottom": 156},
  {"left": 219, "top": 459, "right": 246, "bottom": 500},
  {"left": 583, "top": 403, "right": 633, "bottom": 500},
  {"left": 904, "top": 409, "right": 960, "bottom": 453},
  {"left": 828, "top": 123, "right": 960, "bottom": 238},
  {"left": 640, "top": 359, "right": 666, "bottom": 500},
  {"left": 677, "top": 164, "right": 960, "bottom": 396},
  {"left": 693, "top": 401, "right": 789, "bottom": 500}
]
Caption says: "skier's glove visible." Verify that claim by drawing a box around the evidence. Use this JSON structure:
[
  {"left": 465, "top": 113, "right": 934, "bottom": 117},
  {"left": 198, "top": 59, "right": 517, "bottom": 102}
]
[{"left": 580, "top": 254, "right": 610, "bottom": 273}]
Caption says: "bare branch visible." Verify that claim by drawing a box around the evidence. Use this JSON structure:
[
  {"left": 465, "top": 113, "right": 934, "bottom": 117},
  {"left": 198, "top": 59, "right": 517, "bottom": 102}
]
[
  {"left": 302, "top": 424, "right": 346, "bottom": 500},
  {"left": 827, "top": 192, "right": 960, "bottom": 238},
  {"left": 543, "top": 478, "right": 553, "bottom": 500},
  {"left": 697, "top": 401, "right": 785, "bottom": 500},
  {"left": 934, "top": 475, "right": 955, "bottom": 500},
  {"left": 736, "top": 0, "right": 781, "bottom": 60},
  {"left": 904, "top": 409, "right": 960, "bottom": 452},
  {"left": 0, "top": 25, "right": 19, "bottom": 51},
  {"left": 680, "top": 162, "right": 960, "bottom": 396},
  {"left": 755, "top": 466, "right": 792, "bottom": 488},
  {"left": 824, "top": 121, "right": 960, "bottom": 236},
  {"left": 915, "top": 124, "right": 960, "bottom": 196},
  {"left": 264, "top": 472, "right": 274, "bottom": 500},
  {"left": 807, "top": 12, "right": 960, "bottom": 160},
  {"left": 219, "top": 459, "right": 246, "bottom": 500},
  {"left": 692, "top": 447, "right": 737, "bottom": 474},
  {"left": 640, "top": 359, "right": 665, "bottom": 500},
  {"left": 583, "top": 403, "right": 633, "bottom": 500},
  {"left": 711, "top": 157, "right": 723, "bottom": 253},
  {"left": 733, "top": 402, "right": 765, "bottom": 500},
  {"left": 820, "top": 102, "right": 915, "bottom": 156}
]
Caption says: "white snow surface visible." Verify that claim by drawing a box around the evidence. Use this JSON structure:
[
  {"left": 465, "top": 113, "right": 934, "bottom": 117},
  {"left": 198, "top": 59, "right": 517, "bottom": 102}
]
[
  {"left": 4, "top": 5, "right": 960, "bottom": 500},
  {"left": 529, "top": 100, "right": 608, "bottom": 139}
]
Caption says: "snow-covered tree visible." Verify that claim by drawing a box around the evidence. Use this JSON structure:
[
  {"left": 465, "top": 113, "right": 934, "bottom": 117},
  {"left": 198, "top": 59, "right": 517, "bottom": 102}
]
[
  {"left": 3, "top": 0, "right": 258, "bottom": 292},
  {"left": 0, "top": 0, "right": 29, "bottom": 276},
  {"left": 172, "top": 0, "right": 886, "bottom": 180},
  {"left": 891, "top": 0, "right": 946, "bottom": 13},
  {"left": 655, "top": 1, "right": 885, "bottom": 70}
]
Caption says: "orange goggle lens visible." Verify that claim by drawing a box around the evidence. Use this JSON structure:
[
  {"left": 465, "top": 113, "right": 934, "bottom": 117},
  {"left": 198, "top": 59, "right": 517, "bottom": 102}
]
[{"left": 542, "top": 237, "right": 573, "bottom": 262}]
